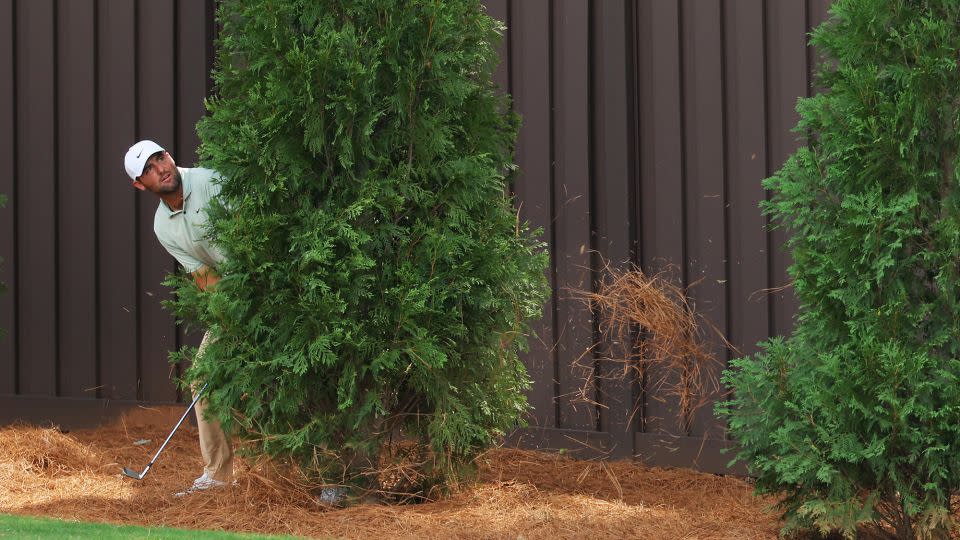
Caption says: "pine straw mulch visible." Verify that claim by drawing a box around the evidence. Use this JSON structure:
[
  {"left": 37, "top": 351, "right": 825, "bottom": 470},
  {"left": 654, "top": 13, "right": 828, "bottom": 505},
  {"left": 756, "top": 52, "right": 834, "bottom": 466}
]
[{"left": 0, "top": 409, "right": 781, "bottom": 539}]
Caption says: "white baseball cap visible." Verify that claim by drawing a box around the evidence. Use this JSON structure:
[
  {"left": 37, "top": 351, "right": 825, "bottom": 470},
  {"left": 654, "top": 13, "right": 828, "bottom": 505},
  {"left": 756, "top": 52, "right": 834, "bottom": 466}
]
[{"left": 124, "top": 140, "right": 165, "bottom": 180}]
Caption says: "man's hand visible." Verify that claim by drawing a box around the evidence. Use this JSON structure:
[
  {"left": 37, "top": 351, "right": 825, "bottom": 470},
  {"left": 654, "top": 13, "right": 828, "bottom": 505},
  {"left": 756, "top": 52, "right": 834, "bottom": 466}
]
[{"left": 192, "top": 265, "right": 221, "bottom": 291}]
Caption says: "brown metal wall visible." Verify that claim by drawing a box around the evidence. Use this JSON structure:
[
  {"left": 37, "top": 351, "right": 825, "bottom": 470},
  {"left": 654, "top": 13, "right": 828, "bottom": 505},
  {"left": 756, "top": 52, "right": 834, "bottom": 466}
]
[
  {"left": 497, "top": 0, "right": 832, "bottom": 471},
  {"left": 1, "top": 0, "right": 832, "bottom": 472},
  {"left": 0, "top": 0, "right": 215, "bottom": 409}
]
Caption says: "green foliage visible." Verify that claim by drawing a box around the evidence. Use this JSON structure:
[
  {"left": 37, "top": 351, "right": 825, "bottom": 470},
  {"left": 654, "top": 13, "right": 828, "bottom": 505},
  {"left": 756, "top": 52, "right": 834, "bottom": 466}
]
[
  {"left": 165, "top": 0, "right": 549, "bottom": 492},
  {"left": 718, "top": 1, "right": 960, "bottom": 537}
]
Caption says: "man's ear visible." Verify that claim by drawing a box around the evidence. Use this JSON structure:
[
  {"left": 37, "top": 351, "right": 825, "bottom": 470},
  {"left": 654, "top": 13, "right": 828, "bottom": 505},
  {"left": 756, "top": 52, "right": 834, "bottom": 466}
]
[{"left": 132, "top": 180, "right": 146, "bottom": 191}]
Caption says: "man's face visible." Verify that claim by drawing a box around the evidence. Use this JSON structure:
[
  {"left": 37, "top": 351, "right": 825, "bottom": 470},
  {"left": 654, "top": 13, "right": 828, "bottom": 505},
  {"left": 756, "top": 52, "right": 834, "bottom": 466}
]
[{"left": 132, "top": 151, "right": 180, "bottom": 195}]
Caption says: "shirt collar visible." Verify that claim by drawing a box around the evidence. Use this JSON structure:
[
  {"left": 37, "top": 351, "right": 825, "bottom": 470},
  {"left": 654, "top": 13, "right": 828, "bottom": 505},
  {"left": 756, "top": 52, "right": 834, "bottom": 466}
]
[{"left": 159, "top": 167, "right": 192, "bottom": 217}]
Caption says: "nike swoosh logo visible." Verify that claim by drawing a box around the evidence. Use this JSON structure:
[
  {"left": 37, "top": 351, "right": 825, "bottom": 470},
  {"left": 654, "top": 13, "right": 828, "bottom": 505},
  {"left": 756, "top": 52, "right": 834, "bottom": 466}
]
[{"left": 136, "top": 150, "right": 143, "bottom": 158}]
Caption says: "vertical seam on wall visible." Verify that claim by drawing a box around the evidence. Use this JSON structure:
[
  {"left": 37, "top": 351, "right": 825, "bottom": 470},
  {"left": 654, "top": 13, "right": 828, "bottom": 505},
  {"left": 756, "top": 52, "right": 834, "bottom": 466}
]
[
  {"left": 206, "top": 0, "right": 216, "bottom": 97},
  {"left": 762, "top": 0, "right": 774, "bottom": 341},
  {"left": 587, "top": 2, "right": 609, "bottom": 431},
  {"left": 677, "top": 0, "right": 688, "bottom": 291},
  {"left": 718, "top": 0, "right": 731, "bottom": 372},
  {"left": 53, "top": 0, "right": 61, "bottom": 397},
  {"left": 676, "top": 0, "right": 690, "bottom": 438},
  {"left": 172, "top": 0, "right": 182, "bottom": 400},
  {"left": 134, "top": 0, "right": 142, "bottom": 401},
  {"left": 624, "top": 0, "right": 639, "bottom": 438},
  {"left": 595, "top": 0, "right": 605, "bottom": 435},
  {"left": 629, "top": 0, "right": 641, "bottom": 270},
  {"left": 174, "top": 0, "right": 181, "bottom": 162},
  {"left": 11, "top": 0, "right": 19, "bottom": 395},
  {"left": 631, "top": 0, "right": 647, "bottom": 435},
  {"left": 204, "top": 0, "right": 220, "bottom": 97},
  {"left": 805, "top": 0, "right": 813, "bottom": 99},
  {"left": 547, "top": 0, "right": 560, "bottom": 431},
  {"left": 586, "top": 0, "right": 601, "bottom": 434},
  {"left": 93, "top": 0, "right": 101, "bottom": 399},
  {"left": 506, "top": 0, "right": 513, "bottom": 108}
]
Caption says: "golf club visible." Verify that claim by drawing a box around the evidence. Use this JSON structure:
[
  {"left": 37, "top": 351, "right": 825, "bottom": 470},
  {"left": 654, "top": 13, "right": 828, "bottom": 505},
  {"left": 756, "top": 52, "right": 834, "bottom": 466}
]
[{"left": 121, "top": 382, "right": 209, "bottom": 480}]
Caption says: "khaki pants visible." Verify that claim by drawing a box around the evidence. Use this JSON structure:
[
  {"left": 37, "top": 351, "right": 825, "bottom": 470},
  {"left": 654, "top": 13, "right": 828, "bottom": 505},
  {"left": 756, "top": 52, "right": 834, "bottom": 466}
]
[{"left": 194, "top": 331, "right": 234, "bottom": 482}]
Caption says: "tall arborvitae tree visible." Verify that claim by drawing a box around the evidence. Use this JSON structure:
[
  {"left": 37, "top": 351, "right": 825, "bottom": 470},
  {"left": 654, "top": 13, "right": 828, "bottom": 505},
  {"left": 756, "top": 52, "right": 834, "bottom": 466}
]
[
  {"left": 167, "top": 0, "right": 549, "bottom": 493},
  {"left": 719, "top": 1, "right": 960, "bottom": 537}
]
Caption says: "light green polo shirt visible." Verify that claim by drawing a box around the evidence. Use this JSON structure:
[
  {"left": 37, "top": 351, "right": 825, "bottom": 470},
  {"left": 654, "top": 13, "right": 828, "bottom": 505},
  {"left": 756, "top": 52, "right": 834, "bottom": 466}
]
[{"left": 153, "top": 167, "right": 226, "bottom": 274}]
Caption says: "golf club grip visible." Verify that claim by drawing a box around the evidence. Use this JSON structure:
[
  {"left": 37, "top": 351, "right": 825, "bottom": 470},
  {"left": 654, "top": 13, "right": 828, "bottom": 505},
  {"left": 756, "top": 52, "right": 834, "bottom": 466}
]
[{"left": 145, "top": 382, "right": 209, "bottom": 467}]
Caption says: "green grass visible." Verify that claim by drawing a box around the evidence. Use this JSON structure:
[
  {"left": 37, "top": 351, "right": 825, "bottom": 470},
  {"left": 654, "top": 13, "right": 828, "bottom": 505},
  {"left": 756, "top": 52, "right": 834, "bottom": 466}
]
[{"left": 0, "top": 514, "right": 306, "bottom": 539}]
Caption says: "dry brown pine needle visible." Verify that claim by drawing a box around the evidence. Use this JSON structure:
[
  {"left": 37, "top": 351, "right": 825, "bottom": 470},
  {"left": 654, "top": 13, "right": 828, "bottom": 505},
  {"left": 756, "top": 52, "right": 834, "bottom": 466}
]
[
  {"left": 0, "top": 410, "right": 781, "bottom": 539},
  {"left": 572, "top": 265, "right": 733, "bottom": 433}
]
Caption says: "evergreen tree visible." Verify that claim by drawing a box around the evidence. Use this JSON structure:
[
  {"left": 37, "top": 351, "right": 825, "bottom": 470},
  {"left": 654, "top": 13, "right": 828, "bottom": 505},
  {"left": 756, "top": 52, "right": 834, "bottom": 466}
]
[
  {"left": 719, "top": 1, "right": 960, "bottom": 537},
  {"left": 166, "top": 0, "right": 549, "bottom": 493}
]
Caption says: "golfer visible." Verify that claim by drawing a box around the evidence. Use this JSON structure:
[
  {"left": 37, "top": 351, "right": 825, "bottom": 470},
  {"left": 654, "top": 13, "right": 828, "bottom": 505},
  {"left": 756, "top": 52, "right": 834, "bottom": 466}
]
[{"left": 124, "top": 140, "right": 233, "bottom": 495}]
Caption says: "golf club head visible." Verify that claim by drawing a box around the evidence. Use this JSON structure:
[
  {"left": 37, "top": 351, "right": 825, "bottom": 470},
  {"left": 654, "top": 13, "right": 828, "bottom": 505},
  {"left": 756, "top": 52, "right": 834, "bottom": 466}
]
[{"left": 121, "top": 467, "right": 144, "bottom": 480}]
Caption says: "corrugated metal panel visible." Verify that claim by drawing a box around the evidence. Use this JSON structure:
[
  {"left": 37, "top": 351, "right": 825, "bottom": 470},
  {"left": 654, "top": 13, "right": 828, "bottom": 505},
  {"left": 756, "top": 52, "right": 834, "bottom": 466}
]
[
  {"left": 592, "top": 0, "right": 636, "bottom": 457},
  {"left": 556, "top": 0, "right": 594, "bottom": 433},
  {"left": 635, "top": 0, "right": 685, "bottom": 439},
  {"left": 97, "top": 0, "right": 138, "bottom": 401},
  {"left": 0, "top": 0, "right": 15, "bottom": 394},
  {"left": 57, "top": 0, "right": 97, "bottom": 399},
  {"left": 138, "top": 0, "right": 178, "bottom": 403},
  {"left": 511, "top": 0, "right": 557, "bottom": 430},
  {"left": 17, "top": 0, "right": 57, "bottom": 397},
  {"left": 495, "top": 0, "right": 832, "bottom": 470},
  {"left": 0, "top": 0, "right": 215, "bottom": 404},
  {"left": 0, "top": 0, "right": 834, "bottom": 471}
]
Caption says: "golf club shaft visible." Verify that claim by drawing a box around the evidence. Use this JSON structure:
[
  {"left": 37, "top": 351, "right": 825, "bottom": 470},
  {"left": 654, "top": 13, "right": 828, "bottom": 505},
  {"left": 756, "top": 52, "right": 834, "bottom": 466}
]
[{"left": 141, "top": 382, "right": 209, "bottom": 474}]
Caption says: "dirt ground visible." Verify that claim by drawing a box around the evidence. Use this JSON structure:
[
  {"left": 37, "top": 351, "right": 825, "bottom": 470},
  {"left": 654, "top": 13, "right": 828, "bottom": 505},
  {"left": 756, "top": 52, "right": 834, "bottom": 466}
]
[{"left": 0, "top": 406, "right": 782, "bottom": 539}]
